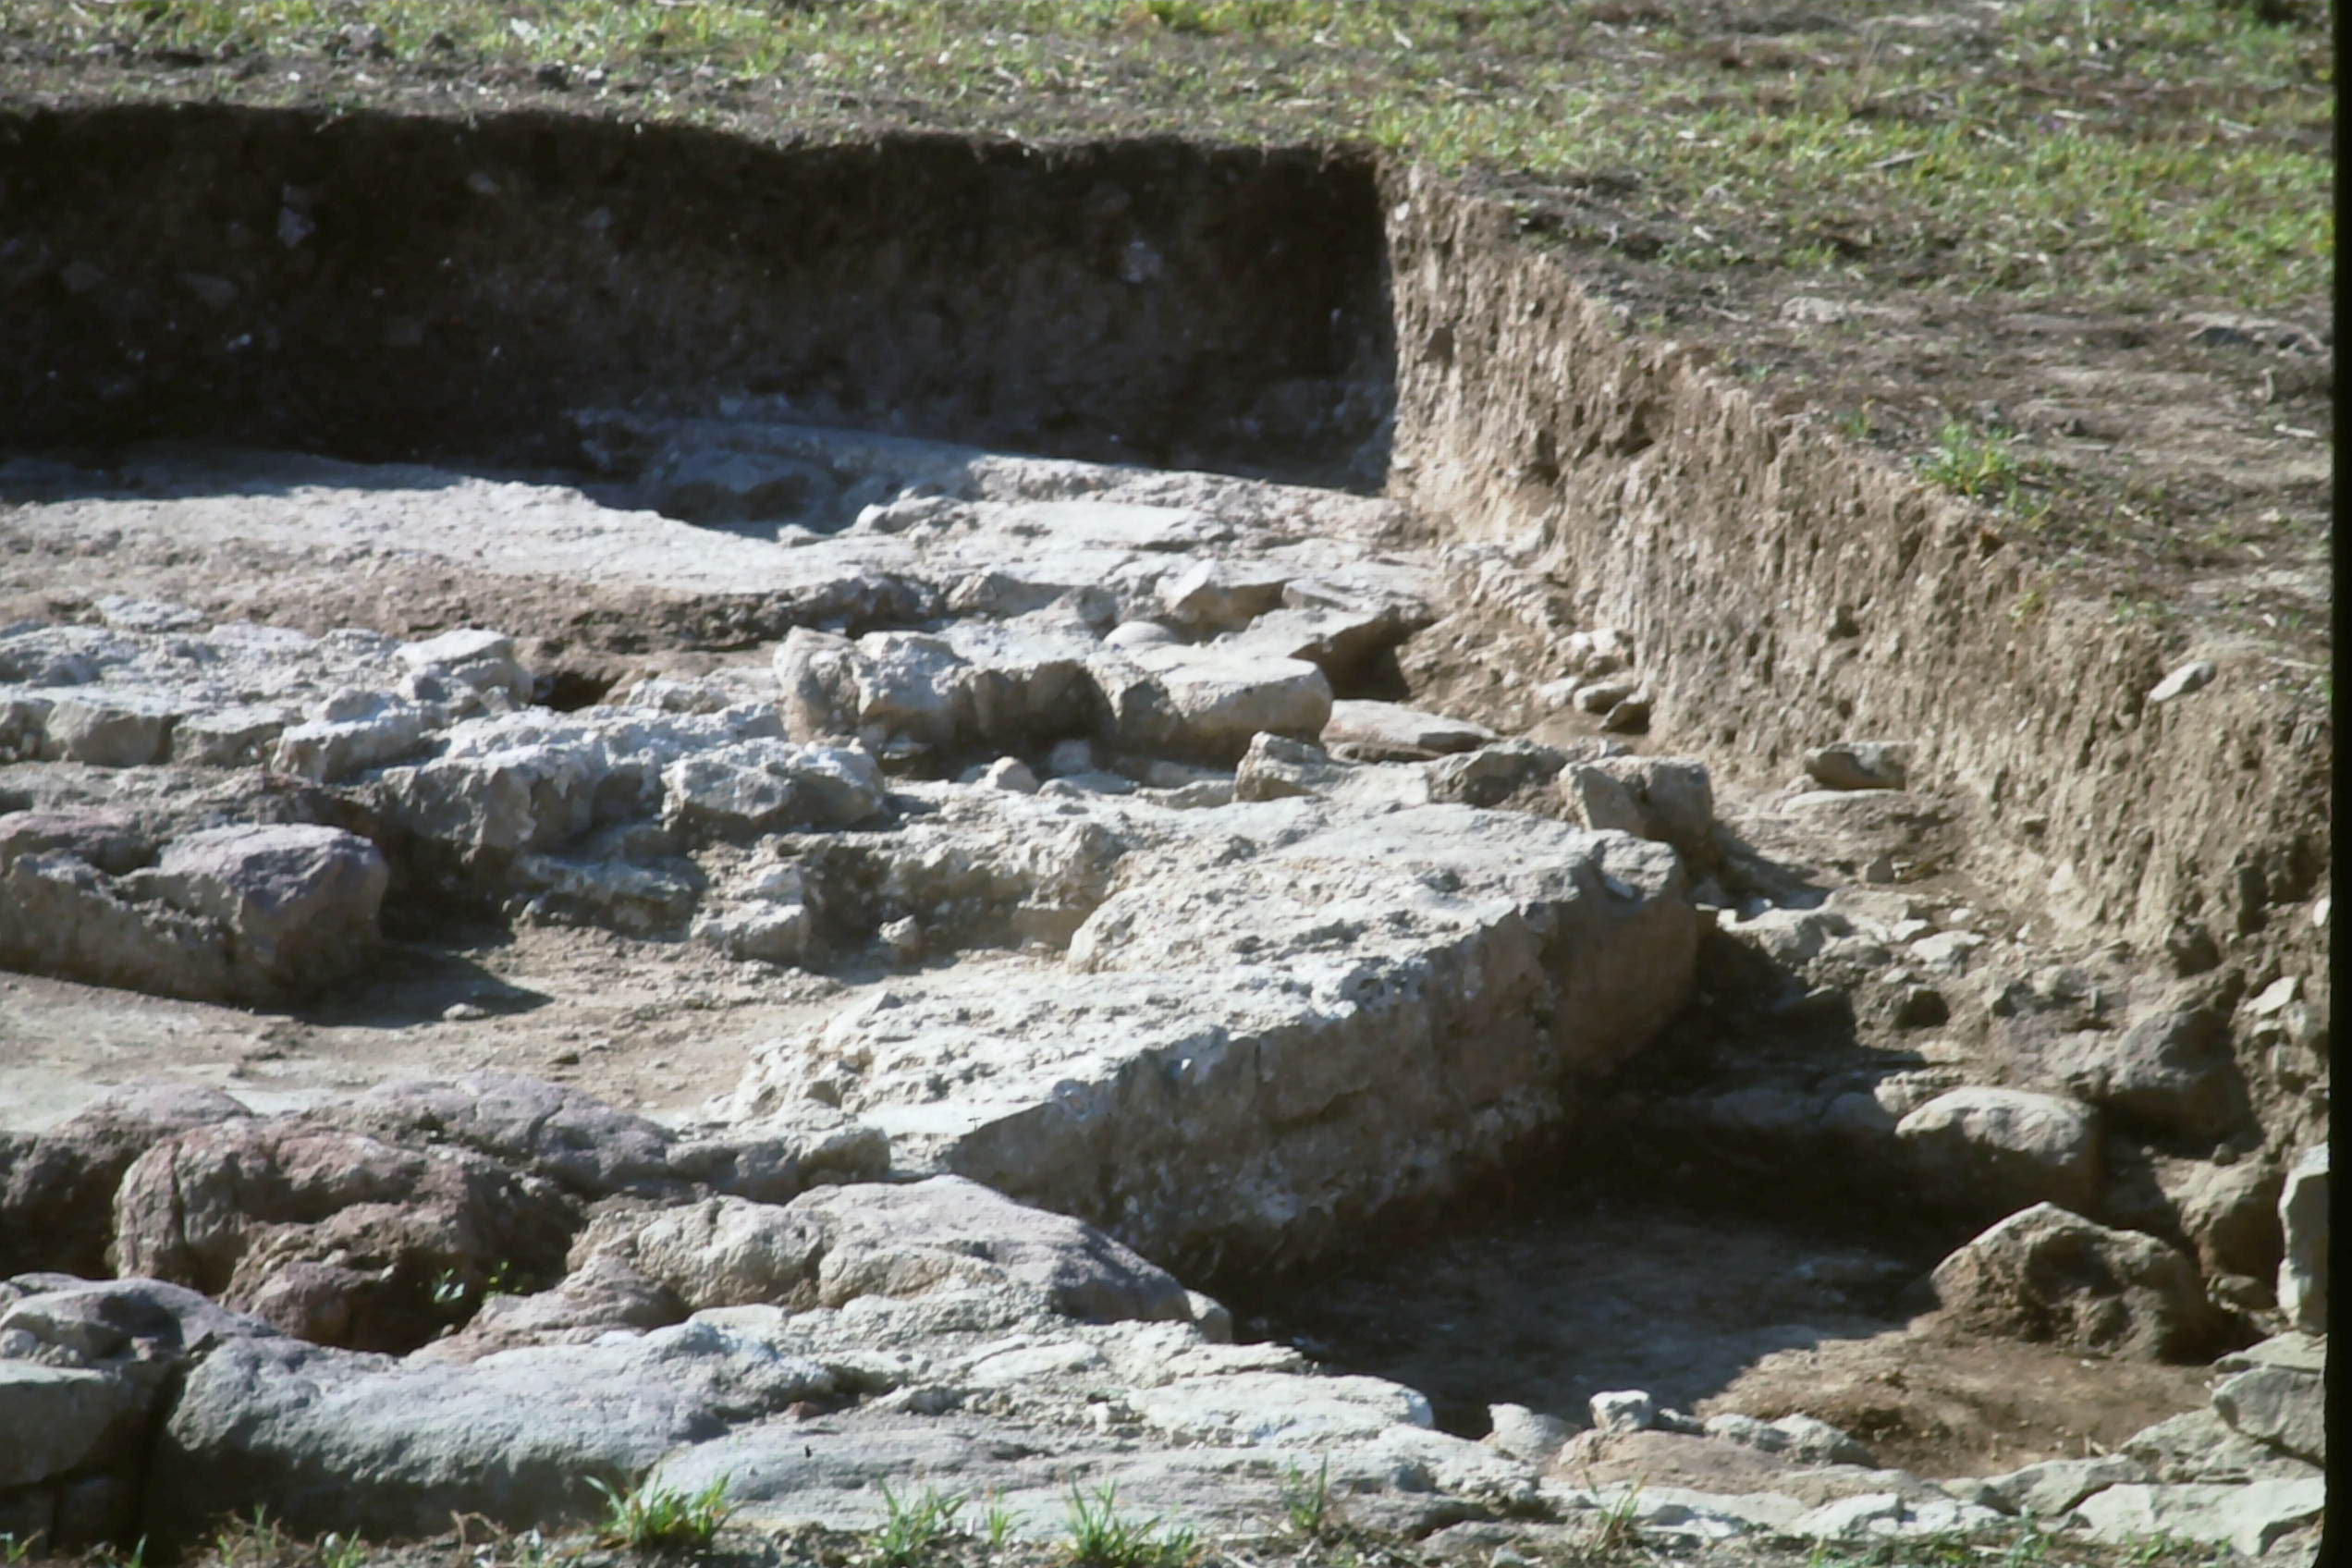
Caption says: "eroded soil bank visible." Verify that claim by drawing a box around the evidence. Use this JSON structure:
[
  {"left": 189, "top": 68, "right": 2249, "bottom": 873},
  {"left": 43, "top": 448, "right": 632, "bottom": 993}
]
[{"left": 0, "top": 105, "right": 2330, "bottom": 1564}]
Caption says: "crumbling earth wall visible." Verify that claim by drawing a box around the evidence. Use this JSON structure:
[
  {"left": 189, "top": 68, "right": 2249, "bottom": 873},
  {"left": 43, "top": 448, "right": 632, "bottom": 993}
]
[
  {"left": 1377, "top": 166, "right": 2330, "bottom": 1158},
  {"left": 0, "top": 105, "right": 1390, "bottom": 482}
]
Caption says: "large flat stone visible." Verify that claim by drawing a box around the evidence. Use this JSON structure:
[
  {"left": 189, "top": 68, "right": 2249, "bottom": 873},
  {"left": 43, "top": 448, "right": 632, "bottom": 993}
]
[
  {"left": 730, "top": 801, "right": 1695, "bottom": 1273},
  {"left": 2069, "top": 1478, "right": 2327, "bottom": 1559}
]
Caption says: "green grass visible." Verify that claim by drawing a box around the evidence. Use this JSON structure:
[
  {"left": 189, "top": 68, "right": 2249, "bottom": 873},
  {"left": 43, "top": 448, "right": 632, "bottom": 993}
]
[
  {"left": 1587, "top": 1485, "right": 1646, "bottom": 1553},
  {"left": 1277, "top": 1458, "right": 1341, "bottom": 1542},
  {"left": 0, "top": 1, "right": 2328, "bottom": 309},
  {"left": 1917, "top": 421, "right": 2028, "bottom": 503},
  {"left": 584, "top": 1475, "right": 734, "bottom": 1555},
  {"left": 1058, "top": 1485, "right": 1197, "bottom": 1568},
  {"left": 864, "top": 1484, "right": 967, "bottom": 1568}
]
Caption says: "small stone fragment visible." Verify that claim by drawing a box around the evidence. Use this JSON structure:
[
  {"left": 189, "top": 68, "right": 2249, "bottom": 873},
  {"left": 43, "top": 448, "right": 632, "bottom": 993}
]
[
  {"left": 1803, "top": 740, "right": 1912, "bottom": 791},
  {"left": 1573, "top": 677, "right": 1636, "bottom": 715},
  {"left": 2148, "top": 660, "right": 2216, "bottom": 704},
  {"left": 1600, "top": 692, "right": 1652, "bottom": 733},
  {"left": 977, "top": 756, "right": 1039, "bottom": 793},
  {"left": 1589, "top": 1389, "right": 1655, "bottom": 1434}
]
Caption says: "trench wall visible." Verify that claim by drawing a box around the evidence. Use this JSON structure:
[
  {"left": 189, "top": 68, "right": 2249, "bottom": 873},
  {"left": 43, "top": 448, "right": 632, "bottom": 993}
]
[
  {"left": 0, "top": 105, "right": 1391, "bottom": 481},
  {"left": 1380, "top": 165, "right": 2330, "bottom": 1151}
]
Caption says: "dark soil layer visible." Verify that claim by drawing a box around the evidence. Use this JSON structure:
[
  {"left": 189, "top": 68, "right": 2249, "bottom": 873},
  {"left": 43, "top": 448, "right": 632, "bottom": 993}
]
[{"left": 0, "top": 106, "right": 1391, "bottom": 484}]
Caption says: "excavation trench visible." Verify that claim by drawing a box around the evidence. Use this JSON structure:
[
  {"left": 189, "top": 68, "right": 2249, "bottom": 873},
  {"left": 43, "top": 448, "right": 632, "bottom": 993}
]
[{"left": 0, "top": 105, "right": 2327, "bottom": 1549}]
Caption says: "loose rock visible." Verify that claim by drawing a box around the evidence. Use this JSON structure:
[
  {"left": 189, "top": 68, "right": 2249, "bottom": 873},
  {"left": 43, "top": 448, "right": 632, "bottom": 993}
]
[
  {"left": 1803, "top": 741, "right": 1912, "bottom": 791},
  {"left": 1893, "top": 1086, "right": 2102, "bottom": 1218},
  {"left": 1929, "top": 1203, "right": 2225, "bottom": 1361}
]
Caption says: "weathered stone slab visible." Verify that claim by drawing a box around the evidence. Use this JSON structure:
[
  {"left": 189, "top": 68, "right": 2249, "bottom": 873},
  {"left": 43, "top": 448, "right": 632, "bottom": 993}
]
[{"left": 2069, "top": 1477, "right": 2327, "bottom": 1559}]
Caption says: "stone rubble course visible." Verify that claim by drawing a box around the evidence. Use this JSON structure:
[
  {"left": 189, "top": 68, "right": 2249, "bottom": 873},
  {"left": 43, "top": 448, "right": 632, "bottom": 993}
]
[
  {"left": 726, "top": 798, "right": 1695, "bottom": 1271},
  {"left": 0, "top": 422, "right": 2328, "bottom": 1562},
  {"left": 6, "top": 1078, "right": 2322, "bottom": 1561}
]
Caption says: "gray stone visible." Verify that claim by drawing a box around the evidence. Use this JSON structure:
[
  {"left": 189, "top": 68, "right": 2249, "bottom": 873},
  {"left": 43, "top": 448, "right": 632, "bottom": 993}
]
[
  {"left": 0, "top": 810, "right": 153, "bottom": 877},
  {"left": 2159, "top": 1155, "right": 2285, "bottom": 1282},
  {"left": 1573, "top": 677, "right": 1636, "bottom": 715},
  {"left": 1763, "top": 1414, "right": 1875, "bottom": 1466},
  {"left": 587, "top": 1177, "right": 1191, "bottom": 1325},
  {"left": 1929, "top": 1204, "right": 2224, "bottom": 1361},
  {"left": 2056, "top": 987, "right": 2238, "bottom": 1141},
  {"left": 175, "top": 704, "right": 296, "bottom": 766},
  {"left": 1790, "top": 1491, "right": 1906, "bottom": 1537},
  {"left": 1322, "top": 700, "right": 1495, "bottom": 761},
  {"left": 1157, "top": 559, "right": 1290, "bottom": 634},
  {"left": 730, "top": 803, "right": 1694, "bottom": 1276},
  {"left": 135, "top": 824, "right": 389, "bottom": 999},
  {"left": 1589, "top": 1389, "right": 1655, "bottom": 1433},
  {"left": 1423, "top": 738, "right": 1566, "bottom": 806},
  {"left": 508, "top": 851, "right": 700, "bottom": 935},
  {"left": 150, "top": 1320, "right": 836, "bottom": 1538},
  {"left": 1484, "top": 1403, "right": 1573, "bottom": 1463},
  {"left": 661, "top": 740, "right": 885, "bottom": 839},
  {"left": 1104, "top": 619, "right": 1180, "bottom": 651},
  {"left": 2275, "top": 1145, "right": 2326, "bottom": 1334},
  {"left": 45, "top": 692, "right": 176, "bottom": 767},
  {"left": 2215, "top": 1331, "right": 2325, "bottom": 1377},
  {"left": 1894, "top": 1087, "right": 2102, "bottom": 1217},
  {"left": 1233, "top": 732, "right": 1356, "bottom": 802},
  {"left": 270, "top": 701, "right": 427, "bottom": 780},
  {"left": 1600, "top": 692, "right": 1651, "bottom": 733},
  {"left": 1979, "top": 1453, "right": 2151, "bottom": 1517},
  {"left": 2069, "top": 1477, "right": 2325, "bottom": 1559},
  {"left": 1702, "top": 1412, "right": 1794, "bottom": 1454},
  {"left": 2124, "top": 1406, "right": 2327, "bottom": 1485},
  {"left": 2147, "top": 660, "right": 2217, "bottom": 704},
  {"left": 2212, "top": 1364, "right": 2324, "bottom": 1464},
  {"left": 694, "top": 902, "right": 813, "bottom": 964},
  {"left": 1803, "top": 741, "right": 1911, "bottom": 791},
  {"left": 1098, "top": 644, "right": 1332, "bottom": 764},
  {"left": 397, "top": 628, "right": 531, "bottom": 699},
  {"left": 850, "top": 631, "right": 972, "bottom": 749},
  {"left": 0, "top": 1276, "right": 280, "bottom": 1366},
  {"left": 1561, "top": 756, "right": 1715, "bottom": 865},
  {"left": 978, "top": 756, "right": 1039, "bottom": 793},
  {"left": 1133, "top": 1369, "right": 1431, "bottom": 1444},
  {"left": 0, "top": 1362, "right": 145, "bottom": 1488}
]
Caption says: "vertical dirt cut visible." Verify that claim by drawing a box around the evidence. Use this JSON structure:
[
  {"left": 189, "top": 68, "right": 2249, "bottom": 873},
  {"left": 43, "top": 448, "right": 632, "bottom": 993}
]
[
  {"left": 1378, "top": 165, "right": 2328, "bottom": 1157},
  {"left": 0, "top": 105, "right": 1393, "bottom": 483}
]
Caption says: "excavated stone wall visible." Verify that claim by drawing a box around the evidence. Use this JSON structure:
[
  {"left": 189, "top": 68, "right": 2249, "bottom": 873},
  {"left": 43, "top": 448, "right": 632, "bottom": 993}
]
[
  {"left": 1379, "top": 166, "right": 2331, "bottom": 1156},
  {"left": 0, "top": 105, "right": 2326, "bottom": 1156}
]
